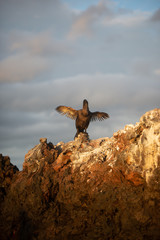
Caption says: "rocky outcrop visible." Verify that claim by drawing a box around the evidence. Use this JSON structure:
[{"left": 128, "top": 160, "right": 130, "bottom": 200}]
[
  {"left": 0, "top": 109, "right": 160, "bottom": 240},
  {"left": 0, "top": 154, "right": 19, "bottom": 202}
]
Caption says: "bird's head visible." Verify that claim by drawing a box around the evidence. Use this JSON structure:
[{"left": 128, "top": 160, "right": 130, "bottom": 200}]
[
  {"left": 83, "top": 99, "right": 89, "bottom": 111},
  {"left": 83, "top": 99, "right": 88, "bottom": 106}
]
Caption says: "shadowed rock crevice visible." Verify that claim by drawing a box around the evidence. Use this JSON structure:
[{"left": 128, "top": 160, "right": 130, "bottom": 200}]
[{"left": 0, "top": 109, "right": 160, "bottom": 240}]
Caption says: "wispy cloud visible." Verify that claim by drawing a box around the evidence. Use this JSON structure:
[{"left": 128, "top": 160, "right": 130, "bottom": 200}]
[
  {"left": 103, "top": 10, "right": 150, "bottom": 26},
  {"left": 150, "top": 8, "right": 160, "bottom": 21},
  {"left": 68, "top": 1, "right": 112, "bottom": 39},
  {"left": 0, "top": 53, "right": 49, "bottom": 82},
  {"left": 68, "top": 1, "right": 152, "bottom": 40}
]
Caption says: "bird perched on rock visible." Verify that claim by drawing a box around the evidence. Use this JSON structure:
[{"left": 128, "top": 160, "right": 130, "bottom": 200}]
[{"left": 56, "top": 99, "right": 109, "bottom": 138}]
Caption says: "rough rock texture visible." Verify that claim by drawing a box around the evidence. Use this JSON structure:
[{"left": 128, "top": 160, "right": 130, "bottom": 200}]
[
  {"left": 0, "top": 109, "right": 160, "bottom": 240},
  {"left": 0, "top": 154, "right": 19, "bottom": 203}
]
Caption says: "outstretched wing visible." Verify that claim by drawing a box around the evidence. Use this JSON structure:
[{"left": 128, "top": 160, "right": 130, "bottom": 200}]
[
  {"left": 90, "top": 111, "right": 109, "bottom": 121},
  {"left": 56, "top": 106, "right": 78, "bottom": 120}
]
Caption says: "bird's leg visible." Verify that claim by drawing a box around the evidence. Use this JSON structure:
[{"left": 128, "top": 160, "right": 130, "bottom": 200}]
[{"left": 74, "top": 129, "right": 80, "bottom": 139}]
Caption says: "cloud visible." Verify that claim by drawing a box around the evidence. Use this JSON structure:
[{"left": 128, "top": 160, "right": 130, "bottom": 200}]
[
  {"left": 0, "top": 73, "right": 159, "bottom": 113},
  {"left": 0, "top": 52, "right": 49, "bottom": 83},
  {"left": 0, "top": 30, "right": 72, "bottom": 83},
  {"left": 68, "top": 1, "right": 152, "bottom": 40},
  {"left": 10, "top": 31, "right": 70, "bottom": 57},
  {"left": 103, "top": 10, "right": 150, "bottom": 26},
  {"left": 154, "top": 69, "right": 160, "bottom": 76},
  {"left": 150, "top": 8, "right": 160, "bottom": 21},
  {"left": 68, "top": 1, "right": 112, "bottom": 39},
  {"left": 0, "top": 0, "right": 72, "bottom": 32},
  {"left": 131, "top": 60, "right": 155, "bottom": 77}
]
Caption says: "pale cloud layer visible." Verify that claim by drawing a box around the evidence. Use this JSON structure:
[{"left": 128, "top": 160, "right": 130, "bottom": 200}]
[
  {"left": 103, "top": 11, "right": 150, "bottom": 26},
  {"left": 0, "top": 0, "right": 160, "bottom": 169}
]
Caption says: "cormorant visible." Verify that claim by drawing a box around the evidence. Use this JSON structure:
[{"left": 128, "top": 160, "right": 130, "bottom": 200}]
[{"left": 56, "top": 99, "right": 109, "bottom": 138}]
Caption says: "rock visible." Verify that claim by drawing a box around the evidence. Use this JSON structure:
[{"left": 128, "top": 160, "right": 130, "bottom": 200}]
[
  {"left": 40, "top": 138, "right": 47, "bottom": 144},
  {"left": 0, "top": 109, "right": 160, "bottom": 240},
  {"left": 0, "top": 154, "right": 19, "bottom": 203},
  {"left": 23, "top": 138, "right": 58, "bottom": 174},
  {"left": 74, "top": 132, "right": 90, "bottom": 142}
]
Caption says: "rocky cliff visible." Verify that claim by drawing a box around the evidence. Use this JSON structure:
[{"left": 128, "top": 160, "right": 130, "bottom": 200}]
[{"left": 0, "top": 109, "right": 160, "bottom": 240}]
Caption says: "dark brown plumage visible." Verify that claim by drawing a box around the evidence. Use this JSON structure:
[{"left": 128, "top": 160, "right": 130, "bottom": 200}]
[{"left": 56, "top": 99, "right": 109, "bottom": 138}]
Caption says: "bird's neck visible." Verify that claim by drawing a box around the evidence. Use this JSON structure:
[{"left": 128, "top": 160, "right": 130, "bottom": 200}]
[{"left": 83, "top": 103, "right": 89, "bottom": 115}]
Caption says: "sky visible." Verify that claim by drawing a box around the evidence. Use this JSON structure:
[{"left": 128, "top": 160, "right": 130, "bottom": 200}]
[{"left": 0, "top": 0, "right": 160, "bottom": 169}]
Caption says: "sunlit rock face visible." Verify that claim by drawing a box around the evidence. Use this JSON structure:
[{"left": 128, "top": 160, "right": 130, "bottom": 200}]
[{"left": 0, "top": 109, "right": 160, "bottom": 240}]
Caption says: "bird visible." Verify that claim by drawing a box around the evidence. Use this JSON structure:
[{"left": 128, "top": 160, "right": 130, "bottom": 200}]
[{"left": 56, "top": 99, "right": 109, "bottom": 138}]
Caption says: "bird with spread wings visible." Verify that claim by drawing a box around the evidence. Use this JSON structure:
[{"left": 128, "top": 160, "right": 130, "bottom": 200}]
[{"left": 56, "top": 99, "right": 109, "bottom": 138}]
